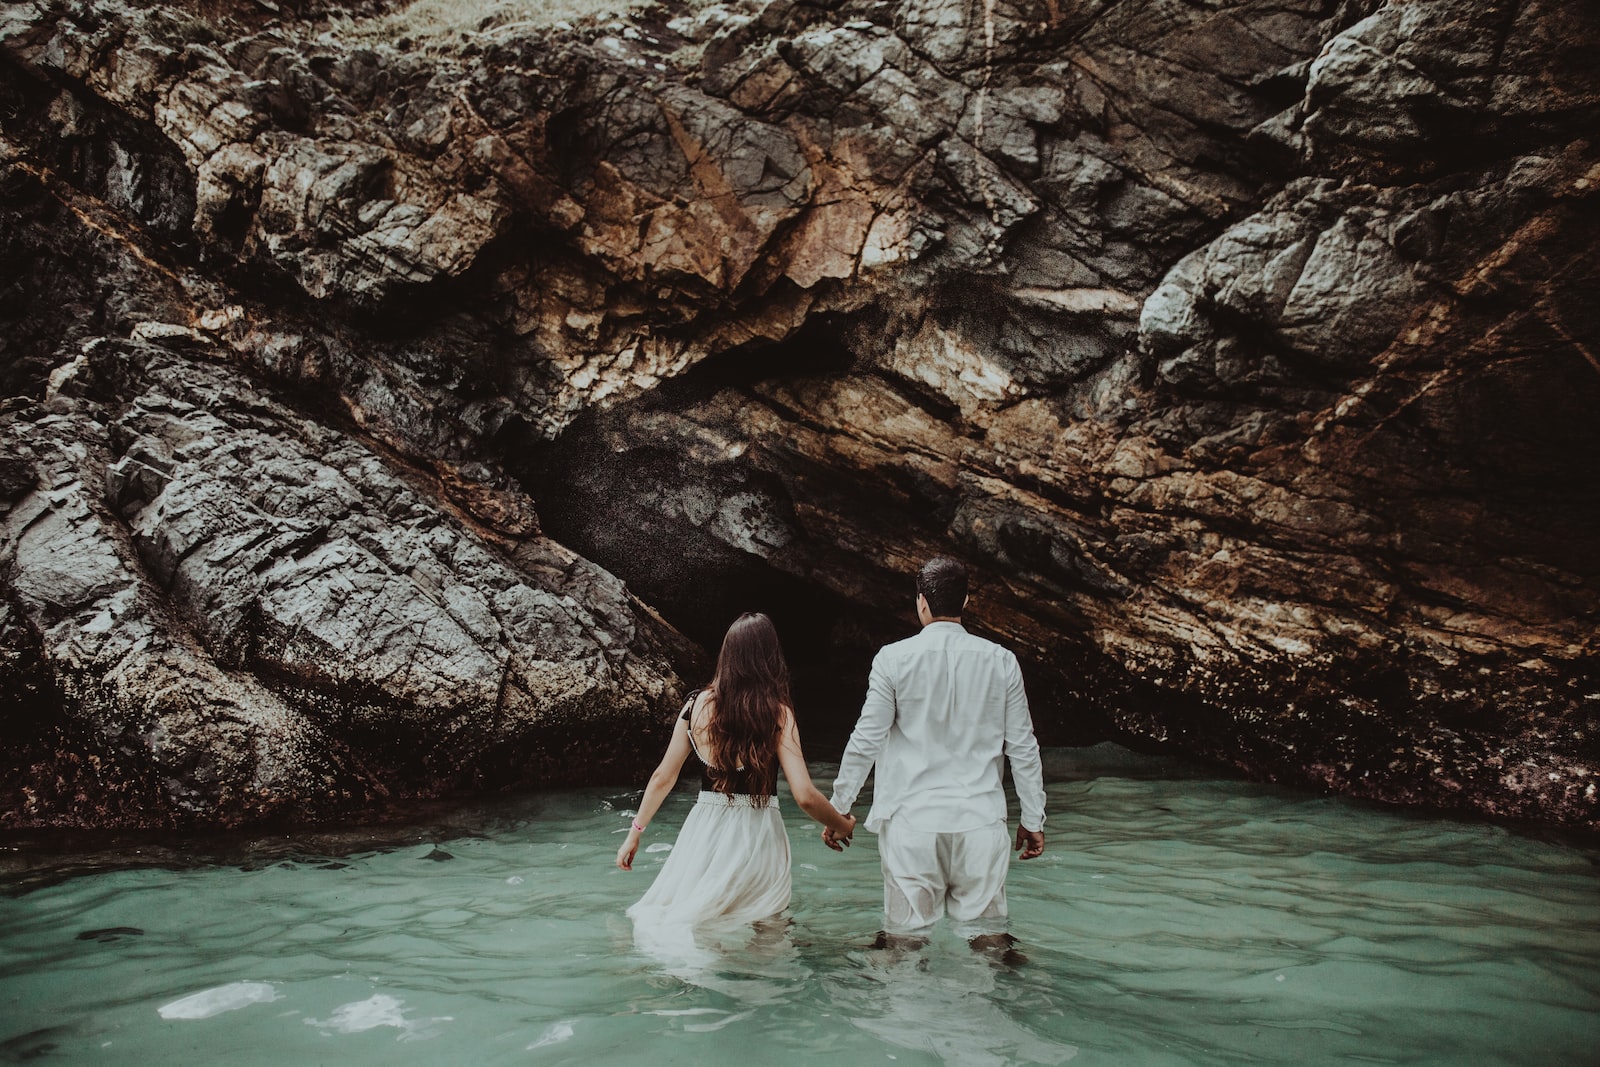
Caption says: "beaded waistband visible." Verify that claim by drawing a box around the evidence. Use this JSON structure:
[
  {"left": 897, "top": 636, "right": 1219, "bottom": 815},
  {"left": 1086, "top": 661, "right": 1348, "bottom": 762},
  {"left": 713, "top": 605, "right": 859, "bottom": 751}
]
[{"left": 695, "top": 790, "right": 778, "bottom": 809}]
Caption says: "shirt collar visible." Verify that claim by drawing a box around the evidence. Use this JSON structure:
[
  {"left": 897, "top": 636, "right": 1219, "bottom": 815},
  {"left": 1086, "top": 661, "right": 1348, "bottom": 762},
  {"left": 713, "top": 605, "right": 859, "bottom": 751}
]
[{"left": 922, "top": 620, "right": 967, "bottom": 633}]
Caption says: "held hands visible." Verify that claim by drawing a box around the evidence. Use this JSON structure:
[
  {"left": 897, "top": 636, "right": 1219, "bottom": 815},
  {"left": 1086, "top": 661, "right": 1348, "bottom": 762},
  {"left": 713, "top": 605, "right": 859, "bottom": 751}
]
[
  {"left": 1015, "top": 824, "right": 1045, "bottom": 860},
  {"left": 821, "top": 813, "right": 856, "bottom": 852},
  {"left": 616, "top": 830, "right": 641, "bottom": 871}
]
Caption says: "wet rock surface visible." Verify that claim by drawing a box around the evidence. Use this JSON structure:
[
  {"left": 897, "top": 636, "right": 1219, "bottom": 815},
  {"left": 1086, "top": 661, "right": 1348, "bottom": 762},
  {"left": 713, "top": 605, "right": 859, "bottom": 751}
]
[{"left": 1, "top": 0, "right": 1597, "bottom": 831}]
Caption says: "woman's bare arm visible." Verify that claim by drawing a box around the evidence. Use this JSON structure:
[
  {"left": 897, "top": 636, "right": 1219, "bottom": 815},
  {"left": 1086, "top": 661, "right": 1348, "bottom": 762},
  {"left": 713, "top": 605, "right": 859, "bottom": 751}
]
[
  {"left": 777, "top": 708, "right": 855, "bottom": 839},
  {"left": 616, "top": 707, "right": 693, "bottom": 870}
]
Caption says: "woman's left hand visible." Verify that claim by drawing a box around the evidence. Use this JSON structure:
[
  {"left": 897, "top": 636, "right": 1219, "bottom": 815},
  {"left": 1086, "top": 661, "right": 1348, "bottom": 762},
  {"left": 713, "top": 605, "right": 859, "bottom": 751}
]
[{"left": 616, "top": 833, "right": 640, "bottom": 870}]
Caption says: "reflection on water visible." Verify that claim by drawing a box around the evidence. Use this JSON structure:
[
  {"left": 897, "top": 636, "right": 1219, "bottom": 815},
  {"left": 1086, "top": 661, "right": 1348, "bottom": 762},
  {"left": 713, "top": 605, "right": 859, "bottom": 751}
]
[
  {"left": 839, "top": 940, "right": 1080, "bottom": 1065},
  {"left": 1, "top": 744, "right": 1597, "bottom": 1065}
]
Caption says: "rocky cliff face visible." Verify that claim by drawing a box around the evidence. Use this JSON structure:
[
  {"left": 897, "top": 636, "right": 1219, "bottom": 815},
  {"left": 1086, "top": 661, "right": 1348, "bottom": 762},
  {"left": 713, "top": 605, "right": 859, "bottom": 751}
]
[{"left": 2, "top": 0, "right": 1596, "bottom": 831}]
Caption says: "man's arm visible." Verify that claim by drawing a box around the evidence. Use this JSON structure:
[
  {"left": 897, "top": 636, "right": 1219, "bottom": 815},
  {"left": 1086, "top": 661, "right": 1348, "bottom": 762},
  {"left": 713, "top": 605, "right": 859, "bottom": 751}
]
[
  {"left": 1002, "top": 653, "right": 1047, "bottom": 855},
  {"left": 828, "top": 651, "right": 897, "bottom": 814}
]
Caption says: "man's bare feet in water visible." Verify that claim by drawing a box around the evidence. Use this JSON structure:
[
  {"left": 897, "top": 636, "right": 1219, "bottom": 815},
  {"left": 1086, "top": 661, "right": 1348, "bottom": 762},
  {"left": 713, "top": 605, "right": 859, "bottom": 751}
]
[
  {"left": 867, "top": 930, "right": 931, "bottom": 966},
  {"left": 969, "top": 931, "right": 1028, "bottom": 968}
]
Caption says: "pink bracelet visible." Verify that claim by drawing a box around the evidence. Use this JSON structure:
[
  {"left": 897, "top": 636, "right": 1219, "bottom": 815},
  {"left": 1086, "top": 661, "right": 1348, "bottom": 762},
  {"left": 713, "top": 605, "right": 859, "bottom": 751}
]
[{"left": 631, "top": 820, "right": 646, "bottom": 833}]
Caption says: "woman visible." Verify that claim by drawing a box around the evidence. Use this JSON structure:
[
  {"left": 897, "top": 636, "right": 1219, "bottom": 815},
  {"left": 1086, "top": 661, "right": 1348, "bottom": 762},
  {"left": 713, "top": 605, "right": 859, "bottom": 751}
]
[{"left": 617, "top": 612, "right": 855, "bottom": 929}]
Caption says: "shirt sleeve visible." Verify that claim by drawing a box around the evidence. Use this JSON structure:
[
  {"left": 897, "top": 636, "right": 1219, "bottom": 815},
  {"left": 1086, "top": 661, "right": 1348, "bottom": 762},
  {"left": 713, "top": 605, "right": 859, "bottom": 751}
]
[
  {"left": 829, "top": 650, "right": 897, "bottom": 813},
  {"left": 1003, "top": 653, "right": 1047, "bottom": 832}
]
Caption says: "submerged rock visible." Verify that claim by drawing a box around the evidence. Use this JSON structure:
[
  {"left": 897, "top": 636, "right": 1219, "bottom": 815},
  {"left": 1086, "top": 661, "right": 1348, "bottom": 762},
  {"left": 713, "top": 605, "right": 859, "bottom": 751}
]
[{"left": 0, "top": 0, "right": 1596, "bottom": 832}]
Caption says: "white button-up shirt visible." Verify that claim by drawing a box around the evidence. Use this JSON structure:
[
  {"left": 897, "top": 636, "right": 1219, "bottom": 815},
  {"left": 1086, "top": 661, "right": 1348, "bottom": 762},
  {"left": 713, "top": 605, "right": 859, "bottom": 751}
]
[{"left": 830, "top": 621, "right": 1047, "bottom": 834}]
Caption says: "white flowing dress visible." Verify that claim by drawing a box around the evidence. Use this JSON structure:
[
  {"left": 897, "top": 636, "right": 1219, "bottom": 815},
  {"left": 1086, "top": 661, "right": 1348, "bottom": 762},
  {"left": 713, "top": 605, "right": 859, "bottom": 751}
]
[{"left": 627, "top": 705, "right": 791, "bottom": 930}]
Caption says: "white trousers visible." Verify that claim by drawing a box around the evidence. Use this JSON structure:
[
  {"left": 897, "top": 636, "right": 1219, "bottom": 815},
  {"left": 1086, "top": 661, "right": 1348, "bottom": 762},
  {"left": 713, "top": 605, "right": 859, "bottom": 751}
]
[{"left": 877, "top": 819, "right": 1010, "bottom": 935}]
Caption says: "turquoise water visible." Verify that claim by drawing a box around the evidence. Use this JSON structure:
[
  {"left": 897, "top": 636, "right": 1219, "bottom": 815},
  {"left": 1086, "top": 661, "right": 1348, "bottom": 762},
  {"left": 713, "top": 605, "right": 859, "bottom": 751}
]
[{"left": 2, "top": 745, "right": 1597, "bottom": 1064}]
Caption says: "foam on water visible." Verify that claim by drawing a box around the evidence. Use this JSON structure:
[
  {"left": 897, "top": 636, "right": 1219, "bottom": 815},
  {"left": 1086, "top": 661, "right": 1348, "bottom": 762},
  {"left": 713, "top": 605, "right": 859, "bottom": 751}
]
[
  {"left": 157, "top": 981, "right": 281, "bottom": 1020},
  {"left": 301, "top": 993, "right": 452, "bottom": 1041},
  {"left": 526, "top": 1019, "right": 575, "bottom": 1049},
  {"left": 1, "top": 745, "right": 1596, "bottom": 1065}
]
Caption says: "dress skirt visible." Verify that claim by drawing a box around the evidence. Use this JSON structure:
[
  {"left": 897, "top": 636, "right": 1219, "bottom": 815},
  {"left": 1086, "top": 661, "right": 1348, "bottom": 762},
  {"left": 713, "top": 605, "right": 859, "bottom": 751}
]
[{"left": 627, "top": 791, "right": 791, "bottom": 929}]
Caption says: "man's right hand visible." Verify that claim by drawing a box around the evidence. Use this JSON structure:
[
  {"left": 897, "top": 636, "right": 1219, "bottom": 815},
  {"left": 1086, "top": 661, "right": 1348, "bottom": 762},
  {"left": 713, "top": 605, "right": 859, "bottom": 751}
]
[{"left": 1015, "top": 825, "right": 1045, "bottom": 860}]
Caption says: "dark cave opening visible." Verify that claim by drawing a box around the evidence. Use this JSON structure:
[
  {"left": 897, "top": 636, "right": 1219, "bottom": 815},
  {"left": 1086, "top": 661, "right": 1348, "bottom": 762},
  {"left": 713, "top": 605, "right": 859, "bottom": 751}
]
[
  {"left": 660, "top": 563, "right": 898, "bottom": 754},
  {"left": 532, "top": 450, "right": 906, "bottom": 753}
]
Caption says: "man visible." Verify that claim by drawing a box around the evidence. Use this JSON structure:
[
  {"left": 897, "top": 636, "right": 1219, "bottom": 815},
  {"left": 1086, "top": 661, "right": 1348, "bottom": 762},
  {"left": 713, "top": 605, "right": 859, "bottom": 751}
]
[{"left": 824, "top": 557, "right": 1046, "bottom": 949}]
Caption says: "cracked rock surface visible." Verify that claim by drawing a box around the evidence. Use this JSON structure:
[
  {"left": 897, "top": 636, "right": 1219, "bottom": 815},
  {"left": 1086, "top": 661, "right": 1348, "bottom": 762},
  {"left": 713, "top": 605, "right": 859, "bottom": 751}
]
[
  {"left": 1, "top": 339, "right": 684, "bottom": 828},
  {"left": 1, "top": 0, "right": 1597, "bottom": 831}
]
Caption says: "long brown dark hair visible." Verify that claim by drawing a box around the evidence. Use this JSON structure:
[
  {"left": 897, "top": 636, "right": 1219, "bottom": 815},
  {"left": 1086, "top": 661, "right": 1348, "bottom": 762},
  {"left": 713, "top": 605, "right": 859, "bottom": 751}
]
[{"left": 703, "top": 612, "right": 789, "bottom": 799}]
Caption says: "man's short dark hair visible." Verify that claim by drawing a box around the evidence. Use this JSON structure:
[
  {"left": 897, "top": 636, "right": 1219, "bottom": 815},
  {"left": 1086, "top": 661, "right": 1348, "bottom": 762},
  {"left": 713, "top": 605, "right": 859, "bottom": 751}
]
[{"left": 917, "top": 557, "right": 968, "bottom": 618}]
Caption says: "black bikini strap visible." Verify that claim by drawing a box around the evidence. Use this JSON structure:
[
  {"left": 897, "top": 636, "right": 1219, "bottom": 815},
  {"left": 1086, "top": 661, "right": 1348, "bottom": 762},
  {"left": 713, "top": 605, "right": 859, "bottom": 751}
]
[{"left": 679, "top": 687, "right": 703, "bottom": 722}]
